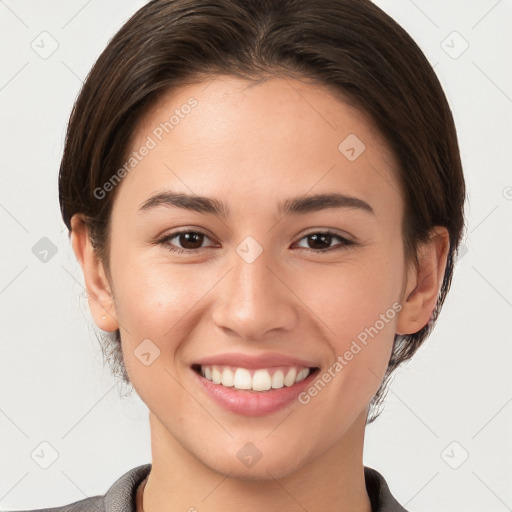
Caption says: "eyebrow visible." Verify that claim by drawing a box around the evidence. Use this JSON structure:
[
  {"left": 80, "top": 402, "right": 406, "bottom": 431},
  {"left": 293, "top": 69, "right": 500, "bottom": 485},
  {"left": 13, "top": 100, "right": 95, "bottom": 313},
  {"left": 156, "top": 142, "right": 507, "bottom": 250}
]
[{"left": 138, "top": 191, "right": 375, "bottom": 217}]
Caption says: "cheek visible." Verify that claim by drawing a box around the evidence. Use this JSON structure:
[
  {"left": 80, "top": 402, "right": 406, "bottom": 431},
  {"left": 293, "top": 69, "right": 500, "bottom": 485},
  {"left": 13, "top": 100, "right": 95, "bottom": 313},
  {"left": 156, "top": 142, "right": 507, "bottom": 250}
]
[
  {"left": 299, "top": 313, "right": 396, "bottom": 433},
  {"left": 111, "top": 252, "right": 204, "bottom": 335},
  {"left": 302, "top": 252, "right": 403, "bottom": 342},
  {"left": 302, "top": 250, "right": 402, "bottom": 401},
  {"left": 112, "top": 261, "right": 201, "bottom": 406},
  {"left": 111, "top": 257, "right": 223, "bottom": 387}
]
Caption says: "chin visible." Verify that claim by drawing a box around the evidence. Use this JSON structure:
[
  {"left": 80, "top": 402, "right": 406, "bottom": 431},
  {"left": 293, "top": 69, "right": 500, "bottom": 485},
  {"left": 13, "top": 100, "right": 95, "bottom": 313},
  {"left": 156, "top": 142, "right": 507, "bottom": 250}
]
[{"left": 196, "top": 440, "right": 309, "bottom": 481}]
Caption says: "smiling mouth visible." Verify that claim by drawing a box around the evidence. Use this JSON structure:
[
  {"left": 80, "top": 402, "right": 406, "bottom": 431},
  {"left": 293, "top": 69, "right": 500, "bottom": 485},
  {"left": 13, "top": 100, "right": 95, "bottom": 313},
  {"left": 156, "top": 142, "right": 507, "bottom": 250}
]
[{"left": 191, "top": 364, "right": 320, "bottom": 392}]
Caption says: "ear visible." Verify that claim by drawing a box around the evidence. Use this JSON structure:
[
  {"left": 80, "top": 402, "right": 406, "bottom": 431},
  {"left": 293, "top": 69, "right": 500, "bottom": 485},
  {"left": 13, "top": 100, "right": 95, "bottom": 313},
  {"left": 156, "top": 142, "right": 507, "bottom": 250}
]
[
  {"left": 395, "top": 226, "right": 450, "bottom": 335},
  {"left": 70, "top": 214, "right": 119, "bottom": 332}
]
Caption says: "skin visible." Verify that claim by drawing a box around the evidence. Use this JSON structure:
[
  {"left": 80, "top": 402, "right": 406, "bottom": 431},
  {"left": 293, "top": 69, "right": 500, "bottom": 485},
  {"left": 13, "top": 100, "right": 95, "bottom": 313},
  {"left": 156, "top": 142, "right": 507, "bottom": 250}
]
[{"left": 70, "top": 76, "right": 449, "bottom": 512}]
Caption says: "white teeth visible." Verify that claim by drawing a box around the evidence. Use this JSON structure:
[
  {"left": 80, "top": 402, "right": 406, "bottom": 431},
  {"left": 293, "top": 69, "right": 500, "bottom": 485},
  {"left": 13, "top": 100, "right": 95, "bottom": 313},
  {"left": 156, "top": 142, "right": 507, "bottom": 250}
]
[
  {"left": 234, "top": 368, "right": 252, "bottom": 389},
  {"left": 296, "top": 368, "right": 309, "bottom": 382},
  {"left": 271, "top": 370, "right": 284, "bottom": 389},
  {"left": 211, "top": 367, "right": 222, "bottom": 384},
  {"left": 221, "top": 368, "right": 234, "bottom": 387},
  {"left": 252, "top": 369, "right": 272, "bottom": 391},
  {"left": 283, "top": 367, "right": 297, "bottom": 387},
  {"left": 198, "top": 365, "right": 312, "bottom": 391}
]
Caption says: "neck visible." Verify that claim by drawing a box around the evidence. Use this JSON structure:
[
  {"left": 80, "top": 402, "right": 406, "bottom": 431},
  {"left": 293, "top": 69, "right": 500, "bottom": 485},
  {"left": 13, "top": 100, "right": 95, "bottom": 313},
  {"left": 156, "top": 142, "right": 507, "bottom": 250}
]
[{"left": 142, "top": 409, "right": 371, "bottom": 512}]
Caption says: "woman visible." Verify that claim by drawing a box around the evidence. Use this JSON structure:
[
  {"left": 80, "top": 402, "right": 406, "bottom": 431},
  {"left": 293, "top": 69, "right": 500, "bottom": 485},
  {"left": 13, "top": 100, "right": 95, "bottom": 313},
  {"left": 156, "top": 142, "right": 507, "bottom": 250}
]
[{"left": 25, "top": 0, "right": 466, "bottom": 510}]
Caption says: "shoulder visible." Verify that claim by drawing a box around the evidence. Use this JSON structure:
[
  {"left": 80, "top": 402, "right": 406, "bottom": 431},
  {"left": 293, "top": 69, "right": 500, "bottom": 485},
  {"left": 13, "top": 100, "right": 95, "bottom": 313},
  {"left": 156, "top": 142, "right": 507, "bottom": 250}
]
[
  {"left": 364, "top": 466, "right": 409, "bottom": 512},
  {"left": 5, "top": 463, "right": 152, "bottom": 512}
]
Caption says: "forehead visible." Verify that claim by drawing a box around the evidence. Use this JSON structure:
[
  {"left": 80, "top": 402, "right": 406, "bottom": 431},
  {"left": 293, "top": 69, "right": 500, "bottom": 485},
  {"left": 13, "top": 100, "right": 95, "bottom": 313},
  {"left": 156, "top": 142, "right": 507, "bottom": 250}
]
[{"left": 113, "top": 75, "right": 403, "bottom": 222}]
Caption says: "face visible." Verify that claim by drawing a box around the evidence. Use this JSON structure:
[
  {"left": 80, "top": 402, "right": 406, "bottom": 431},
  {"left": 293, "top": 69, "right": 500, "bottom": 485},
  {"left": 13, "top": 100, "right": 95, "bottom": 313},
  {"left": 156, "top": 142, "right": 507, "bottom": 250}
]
[{"left": 77, "top": 76, "right": 422, "bottom": 479}]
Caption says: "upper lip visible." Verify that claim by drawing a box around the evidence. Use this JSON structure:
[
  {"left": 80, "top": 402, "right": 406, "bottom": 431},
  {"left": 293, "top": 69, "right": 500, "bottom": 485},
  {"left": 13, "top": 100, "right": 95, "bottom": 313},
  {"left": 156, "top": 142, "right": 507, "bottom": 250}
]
[{"left": 193, "top": 352, "right": 319, "bottom": 370}]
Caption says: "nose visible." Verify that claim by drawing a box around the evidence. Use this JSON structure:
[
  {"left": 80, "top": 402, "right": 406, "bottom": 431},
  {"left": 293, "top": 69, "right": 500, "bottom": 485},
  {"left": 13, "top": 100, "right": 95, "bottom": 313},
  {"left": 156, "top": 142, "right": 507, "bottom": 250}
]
[{"left": 211, "top": 247, "right": 298, "bottom": 340}]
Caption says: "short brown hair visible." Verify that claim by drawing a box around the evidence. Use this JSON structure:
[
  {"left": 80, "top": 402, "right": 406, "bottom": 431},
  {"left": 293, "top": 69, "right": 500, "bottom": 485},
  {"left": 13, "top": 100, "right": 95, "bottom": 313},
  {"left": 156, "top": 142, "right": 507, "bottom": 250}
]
[{"left": 59, "top": 0, "right": 467, "bottom": 423}]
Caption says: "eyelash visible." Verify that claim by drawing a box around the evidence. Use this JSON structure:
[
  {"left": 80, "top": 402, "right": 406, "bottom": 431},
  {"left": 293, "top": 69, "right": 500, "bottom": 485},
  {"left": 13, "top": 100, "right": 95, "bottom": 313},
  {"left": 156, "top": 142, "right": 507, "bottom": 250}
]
[{"left": 155, "top": 229, "right": 356, "bottom": 255}]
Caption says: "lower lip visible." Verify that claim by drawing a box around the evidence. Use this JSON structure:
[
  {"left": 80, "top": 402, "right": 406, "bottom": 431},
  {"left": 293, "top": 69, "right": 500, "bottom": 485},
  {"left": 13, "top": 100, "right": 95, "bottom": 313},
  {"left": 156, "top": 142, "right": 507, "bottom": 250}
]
[{"left": 191, "top": 367, "right": 319, "bottom": 417}]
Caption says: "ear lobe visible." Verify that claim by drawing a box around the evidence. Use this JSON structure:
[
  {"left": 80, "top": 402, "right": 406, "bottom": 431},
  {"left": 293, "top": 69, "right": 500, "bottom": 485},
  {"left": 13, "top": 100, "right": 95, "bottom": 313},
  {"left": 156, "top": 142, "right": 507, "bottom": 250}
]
[
  {"left": 70, "top": 214, "right": 119, "bottom": 332},
  {"left": 395, "top": 226, "right": 450, "bottom": 336}
]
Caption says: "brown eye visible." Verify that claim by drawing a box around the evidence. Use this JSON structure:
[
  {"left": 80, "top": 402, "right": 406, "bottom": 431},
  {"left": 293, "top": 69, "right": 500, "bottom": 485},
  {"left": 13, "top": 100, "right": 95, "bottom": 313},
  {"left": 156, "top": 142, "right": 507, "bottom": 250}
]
[
  {"left": 176, "top": 232, "right": 205, "bottom": 250},
  {"left": 157, "top": 230, "right": 215, "bottom": 254},
  {"left": 295, "top": 231, "right": 355, "bottom": 253}
]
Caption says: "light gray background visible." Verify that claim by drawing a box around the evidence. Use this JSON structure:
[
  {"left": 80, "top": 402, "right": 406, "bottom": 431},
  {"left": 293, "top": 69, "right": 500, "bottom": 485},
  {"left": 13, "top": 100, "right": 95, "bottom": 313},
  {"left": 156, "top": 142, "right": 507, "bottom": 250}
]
[{"left": 1, "top": 0, "right": 511, "bottom": 510}]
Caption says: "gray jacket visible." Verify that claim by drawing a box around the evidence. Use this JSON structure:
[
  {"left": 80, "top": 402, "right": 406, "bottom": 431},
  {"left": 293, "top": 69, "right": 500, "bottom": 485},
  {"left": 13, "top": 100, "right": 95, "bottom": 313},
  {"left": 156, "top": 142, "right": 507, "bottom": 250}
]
[{"left": 7, "top": 464, "right": 408, "bottom": 511}]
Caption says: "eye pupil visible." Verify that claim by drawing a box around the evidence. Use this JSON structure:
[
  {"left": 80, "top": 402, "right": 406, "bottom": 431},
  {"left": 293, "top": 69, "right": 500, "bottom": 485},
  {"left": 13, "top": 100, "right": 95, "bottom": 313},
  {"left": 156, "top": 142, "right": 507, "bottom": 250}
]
[
  {"left": 180, "top": 232, "right": 203, "bottom": 249},
  {"left": 308, "top": 233, "right": 332, "bottom": 250}
]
